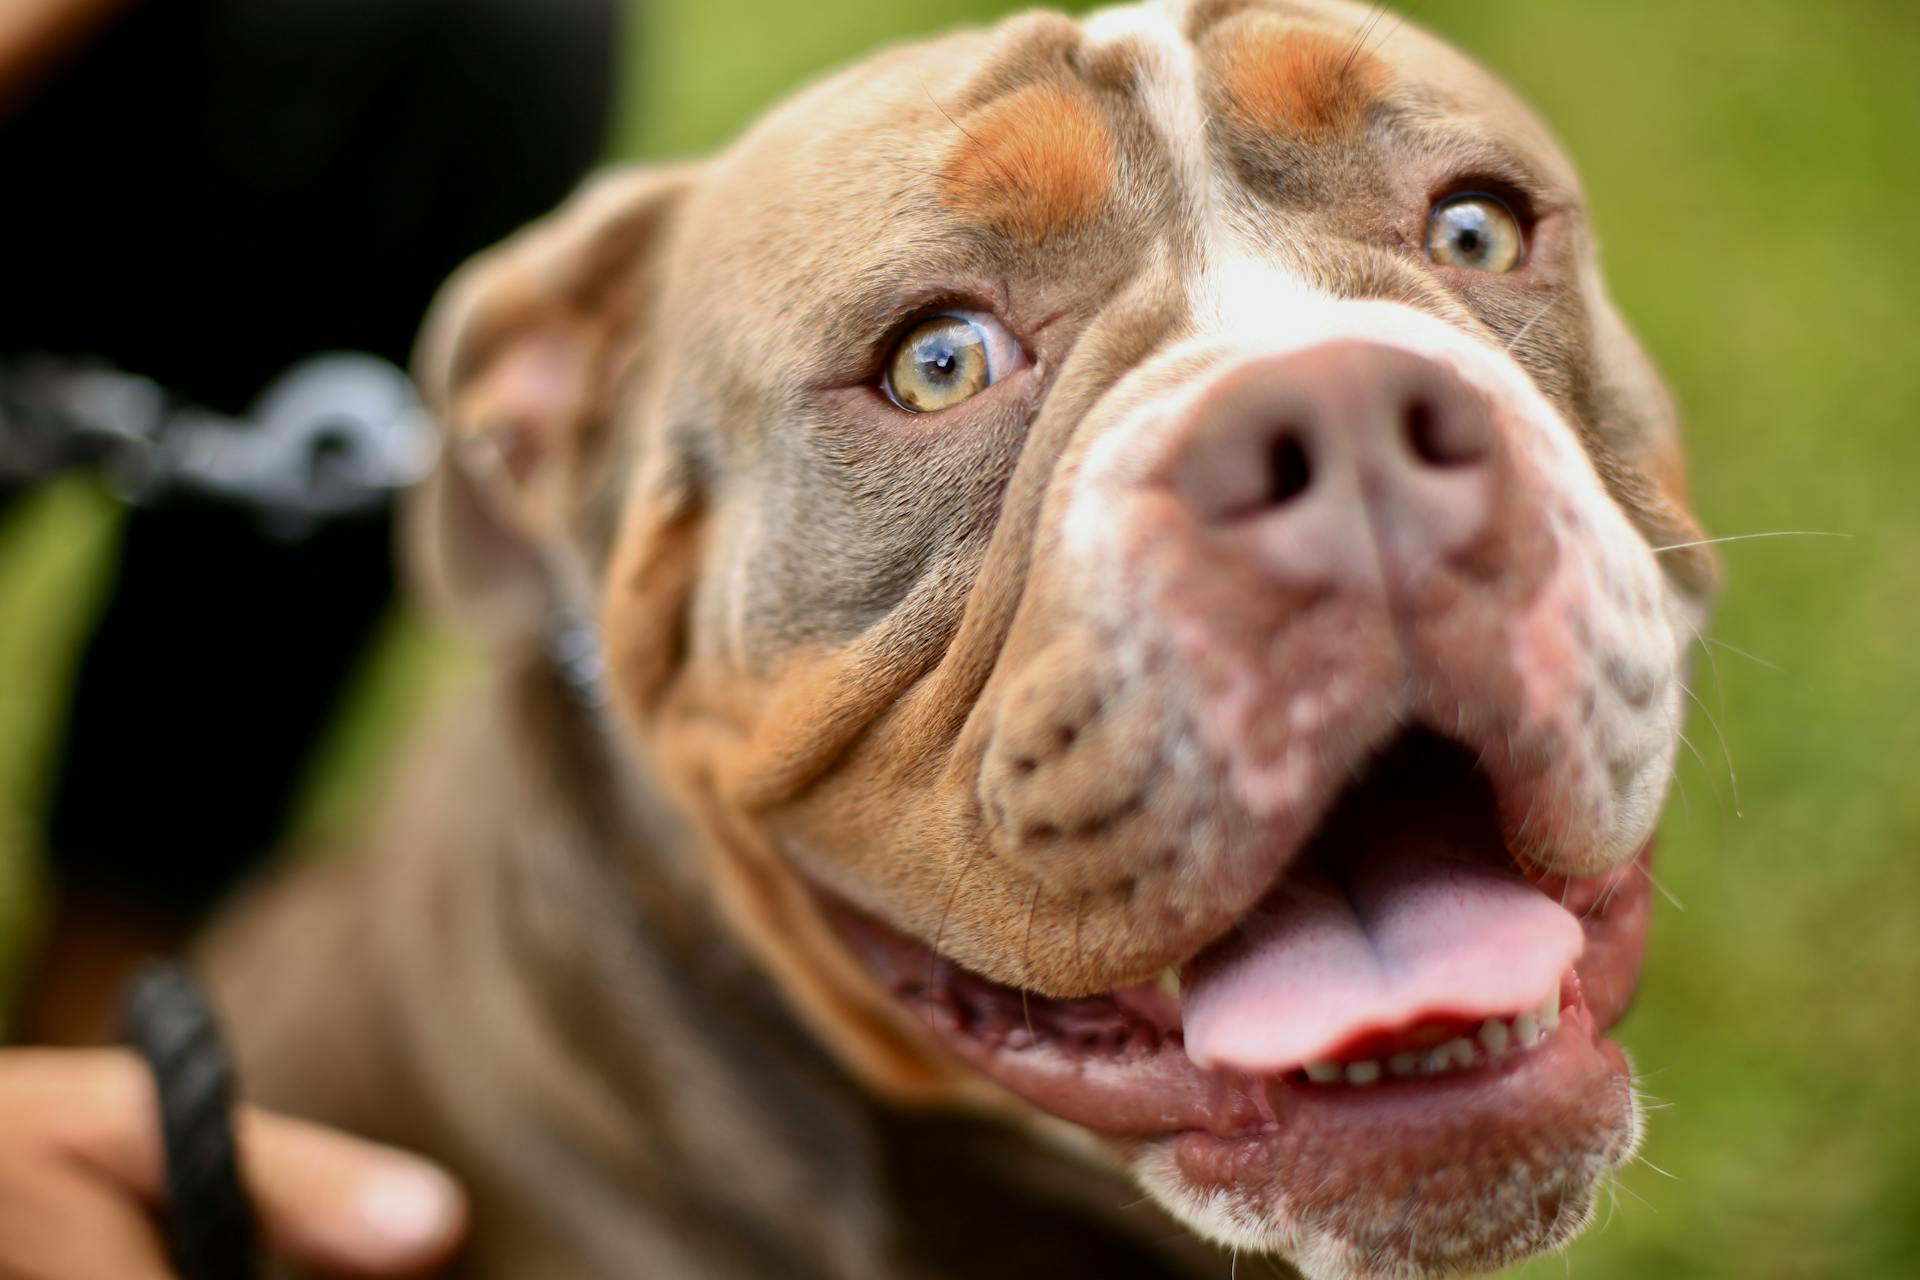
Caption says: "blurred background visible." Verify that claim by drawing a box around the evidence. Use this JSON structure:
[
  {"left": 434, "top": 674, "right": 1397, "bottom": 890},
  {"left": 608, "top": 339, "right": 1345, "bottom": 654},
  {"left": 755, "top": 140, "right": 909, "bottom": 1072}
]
[{"left": 1, "top": 1, "right": 1915, "bottom": 1276}]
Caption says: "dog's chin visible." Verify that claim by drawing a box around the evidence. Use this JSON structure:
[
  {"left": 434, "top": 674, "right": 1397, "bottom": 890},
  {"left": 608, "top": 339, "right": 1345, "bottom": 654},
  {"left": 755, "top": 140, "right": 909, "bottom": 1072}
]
[
  {"left": 1124, "top": 1027, "right": 1641, "bottom": 1280},
  {"left": 812, "top": 733, "right": 1653, "bottom": 1279}
]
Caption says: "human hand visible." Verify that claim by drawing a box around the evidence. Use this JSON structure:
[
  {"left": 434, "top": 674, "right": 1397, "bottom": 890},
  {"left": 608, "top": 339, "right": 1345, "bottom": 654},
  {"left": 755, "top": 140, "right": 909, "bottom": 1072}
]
[
  {"left": 1, "top": 0, "right": 140, "bottom": 117},
  {"left": 0, "top": 1047, "right": 466, "bottom": 1277}
]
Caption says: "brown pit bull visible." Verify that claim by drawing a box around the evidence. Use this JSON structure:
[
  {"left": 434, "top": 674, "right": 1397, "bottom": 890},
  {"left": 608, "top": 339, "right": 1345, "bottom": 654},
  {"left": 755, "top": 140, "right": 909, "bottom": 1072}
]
[{"left": 204, "top": 1, "right": 1719, "bottom": 1275}]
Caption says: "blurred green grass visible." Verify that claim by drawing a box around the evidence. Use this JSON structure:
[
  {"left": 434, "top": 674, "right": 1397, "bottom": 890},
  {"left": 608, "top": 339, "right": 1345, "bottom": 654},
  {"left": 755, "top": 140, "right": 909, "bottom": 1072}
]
[{"left": 4, "top": 1, "right": 1917, "bottom": 1276}]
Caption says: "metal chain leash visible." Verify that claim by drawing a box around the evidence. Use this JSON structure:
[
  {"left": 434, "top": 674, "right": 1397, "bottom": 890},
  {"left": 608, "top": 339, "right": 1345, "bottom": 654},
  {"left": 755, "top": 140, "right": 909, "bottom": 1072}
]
[{"left": 0, "top": 351, "right": 439, "bottom": 538}]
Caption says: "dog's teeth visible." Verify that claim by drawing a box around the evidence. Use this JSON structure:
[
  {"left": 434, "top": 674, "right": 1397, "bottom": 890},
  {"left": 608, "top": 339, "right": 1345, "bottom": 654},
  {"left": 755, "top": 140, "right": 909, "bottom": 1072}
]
[
  {"left": 1155, "top": 968, "right": 1182, "bottom": 1001},
  {"left": 1477, "top": 1018, "right": 1511, "bottom": 1055},
  {"left": 1299, "top": 1001, "right": 1570, "bottom": 1087}
]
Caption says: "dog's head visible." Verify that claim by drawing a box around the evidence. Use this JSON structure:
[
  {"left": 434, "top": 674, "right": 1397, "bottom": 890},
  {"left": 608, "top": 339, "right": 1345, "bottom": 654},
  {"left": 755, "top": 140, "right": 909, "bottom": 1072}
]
[{"left": 416, "top": 1, "right": 1716, "bottom": 1275}]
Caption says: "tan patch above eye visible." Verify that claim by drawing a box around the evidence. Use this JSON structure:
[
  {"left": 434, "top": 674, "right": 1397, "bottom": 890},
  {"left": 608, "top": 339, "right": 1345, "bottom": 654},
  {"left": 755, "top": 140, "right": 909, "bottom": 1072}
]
[
  {"left": 1217, "top": 19, "right": 1392, "bottom": 141},
  {"left": 938, "top": 83, "right": 1114, "bottom": 247}
]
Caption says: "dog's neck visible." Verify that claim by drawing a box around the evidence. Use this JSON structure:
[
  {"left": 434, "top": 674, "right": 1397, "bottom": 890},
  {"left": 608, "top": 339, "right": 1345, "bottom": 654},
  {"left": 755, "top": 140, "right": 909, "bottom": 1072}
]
[{"left": 457, "top": 647, "right": 1230, "bottom": 1279}]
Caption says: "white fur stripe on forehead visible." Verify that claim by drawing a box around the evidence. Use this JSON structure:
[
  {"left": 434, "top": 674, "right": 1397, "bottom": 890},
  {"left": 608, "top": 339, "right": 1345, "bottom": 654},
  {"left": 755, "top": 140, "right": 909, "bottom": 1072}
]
[
  {"left": 1080, "top": 1, "right": 1365, "bottom": 345},
  {"left": 1083, "top": 1, "right": 1211, "bottom": 217}
]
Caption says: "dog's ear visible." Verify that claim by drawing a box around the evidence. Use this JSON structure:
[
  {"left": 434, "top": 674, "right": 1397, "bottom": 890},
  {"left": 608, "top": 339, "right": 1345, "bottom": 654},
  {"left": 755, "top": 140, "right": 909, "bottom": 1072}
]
[{"left": 408, "top": 164, "right": 701, "bottom": 636}]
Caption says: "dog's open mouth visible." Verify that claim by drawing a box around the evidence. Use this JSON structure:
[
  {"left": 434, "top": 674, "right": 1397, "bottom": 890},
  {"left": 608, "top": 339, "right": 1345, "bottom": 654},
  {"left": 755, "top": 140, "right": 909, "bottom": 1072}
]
[{"left": 821, "top": 732, "right": 1652, "bottom": 1168}]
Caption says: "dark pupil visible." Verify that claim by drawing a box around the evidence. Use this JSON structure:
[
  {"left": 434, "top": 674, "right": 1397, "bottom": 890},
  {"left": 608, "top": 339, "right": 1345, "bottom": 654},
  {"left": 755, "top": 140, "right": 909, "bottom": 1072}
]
[
  {"left": 920, "top": 342, "right": 958, "bottom": 382},
  {"left": 1455, "top": 222, "right": 1484, "bottom": 256}
]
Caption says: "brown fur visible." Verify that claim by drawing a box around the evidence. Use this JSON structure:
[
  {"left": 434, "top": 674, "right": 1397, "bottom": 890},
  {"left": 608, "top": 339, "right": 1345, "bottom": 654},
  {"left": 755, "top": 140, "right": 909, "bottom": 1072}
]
[
  {"left": 203, "top": 2, "right": 1712, "bottom": 1275},
  {"left": 939, "top": 83, "right": 1116, "bottom": 246},
  {"left": 1217, "top": 19, "right": 1391, "bottom": 140}
]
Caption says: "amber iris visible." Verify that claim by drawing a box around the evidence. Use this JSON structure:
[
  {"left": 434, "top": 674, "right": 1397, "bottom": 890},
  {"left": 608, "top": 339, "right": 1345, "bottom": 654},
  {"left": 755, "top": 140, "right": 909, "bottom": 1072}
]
[
  {"left": 1425, "top": 194, "right": 1524, "bottom": 272},
  {"left": 886, "top": 314, "right": 994, "bottom": 413}
]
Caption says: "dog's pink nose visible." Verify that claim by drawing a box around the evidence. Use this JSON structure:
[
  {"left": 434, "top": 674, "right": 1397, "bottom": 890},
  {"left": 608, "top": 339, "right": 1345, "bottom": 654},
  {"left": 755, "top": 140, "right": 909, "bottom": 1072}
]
[{"left": 1169, "top": 342, "right": 1496, "bottom": 585}]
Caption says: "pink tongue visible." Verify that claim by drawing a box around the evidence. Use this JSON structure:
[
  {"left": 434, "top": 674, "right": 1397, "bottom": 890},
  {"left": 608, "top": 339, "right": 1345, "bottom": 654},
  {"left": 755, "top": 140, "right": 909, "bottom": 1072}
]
[{"left": 1181, "top": 833, "right": 1583, "bottom": 1071}]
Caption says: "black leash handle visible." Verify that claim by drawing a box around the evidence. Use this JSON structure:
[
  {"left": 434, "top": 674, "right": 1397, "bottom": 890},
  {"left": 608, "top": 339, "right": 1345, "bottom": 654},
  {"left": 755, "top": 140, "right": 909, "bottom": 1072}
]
[{"left": 119, "top": 961, "right": 261, "bottom": 1280}]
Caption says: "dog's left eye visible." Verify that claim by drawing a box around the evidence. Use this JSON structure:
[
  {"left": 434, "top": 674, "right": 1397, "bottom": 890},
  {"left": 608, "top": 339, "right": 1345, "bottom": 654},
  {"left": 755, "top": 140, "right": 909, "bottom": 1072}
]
[
  {"left": 883, "top": 311, "right": 1024, "bottom": 413},
  {"left": 1425, "top": 194, "right": 1524, "bottom": 272}
]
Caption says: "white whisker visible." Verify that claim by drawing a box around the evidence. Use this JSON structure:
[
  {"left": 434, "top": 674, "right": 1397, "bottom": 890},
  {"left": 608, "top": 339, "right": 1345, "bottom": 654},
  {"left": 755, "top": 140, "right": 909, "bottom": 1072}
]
[
  {"left": 1687, "top": 622, "right": 1730, "bottom": 720},
  {"left": 1680, "top": 680, "right": 1742, "bottom": 818},
  {"left": 1673, "top": 727, "right": 1725, "bottom": 814},
  {"left": 1635, "top": 1154, "right": 1680, "bottom": 1182},
  {"left": 1702, "top": 635, "right": 1784, "bottom": 673},
  {"left": 1669, "top": 765, "right": 1693, "bottom": 818},
  {"left": 1635, "top": 861, "right": 1686, "bottom": 912},
  {"left": 1674, "top": 727, "right": 1711, "bottom": 775},
  {"left": 1503, "top": 294, "right": 1559, "bottom": 354},
  {"left": 1609, "top": 1175, "right": 1656, "bottom": 1212},
  {"left": 1651, "top": 530, "right": 1850, "bottom": 554}
]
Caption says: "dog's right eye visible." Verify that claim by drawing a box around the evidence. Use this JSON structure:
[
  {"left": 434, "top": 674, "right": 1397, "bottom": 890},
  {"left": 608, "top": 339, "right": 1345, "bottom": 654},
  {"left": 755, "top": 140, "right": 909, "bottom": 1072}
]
[
  {"left": 883, "top": 311, "right": 1024, "bottom": 413},
  {"left": 1425, "top": 193, "right": 1525, "bottom": 272}
]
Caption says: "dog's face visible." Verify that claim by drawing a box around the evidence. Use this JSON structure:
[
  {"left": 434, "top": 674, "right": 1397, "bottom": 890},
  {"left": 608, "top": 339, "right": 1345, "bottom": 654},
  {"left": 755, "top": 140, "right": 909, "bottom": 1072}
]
[{"left": 420, "top": 1, "right": 1717, "bottom": 1275}]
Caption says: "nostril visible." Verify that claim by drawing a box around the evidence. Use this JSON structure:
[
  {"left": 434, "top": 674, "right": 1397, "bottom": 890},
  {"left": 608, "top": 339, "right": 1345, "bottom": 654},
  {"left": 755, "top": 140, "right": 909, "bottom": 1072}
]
[
  {"left": 1403, "top": 397, "right": 1489, "bottom": 468},
  {"left": 1265, "top": 432, "right": 1313, "bottom": 506}
]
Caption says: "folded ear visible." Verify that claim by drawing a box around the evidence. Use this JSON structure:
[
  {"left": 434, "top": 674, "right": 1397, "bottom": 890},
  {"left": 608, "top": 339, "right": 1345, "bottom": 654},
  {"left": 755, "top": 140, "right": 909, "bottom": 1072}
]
[{"left": 407, "top": 163, "right": 701, "bottom": 637}]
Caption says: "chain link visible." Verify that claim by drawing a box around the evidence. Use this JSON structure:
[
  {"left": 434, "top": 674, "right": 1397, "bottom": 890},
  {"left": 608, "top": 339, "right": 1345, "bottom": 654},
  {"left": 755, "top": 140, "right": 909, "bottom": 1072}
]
[{"left": 0, "top": 352, "right": 439, "bottom": 539}]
